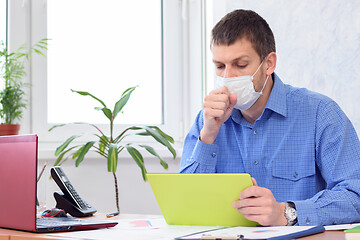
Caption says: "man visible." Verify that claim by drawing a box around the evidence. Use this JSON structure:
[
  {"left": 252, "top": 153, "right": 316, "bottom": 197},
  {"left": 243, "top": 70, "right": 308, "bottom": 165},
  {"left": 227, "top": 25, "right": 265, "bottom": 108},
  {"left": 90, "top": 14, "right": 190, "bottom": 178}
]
[{"left": 180, "top": 9, "right": 360, "bottom": 226}]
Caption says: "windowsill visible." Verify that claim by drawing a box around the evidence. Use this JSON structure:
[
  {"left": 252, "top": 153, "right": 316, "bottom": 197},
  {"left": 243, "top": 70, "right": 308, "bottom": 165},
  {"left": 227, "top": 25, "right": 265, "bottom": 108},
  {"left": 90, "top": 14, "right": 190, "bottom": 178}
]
[{"left": 38, "top": 146, "right": 183, "bottom": 161}]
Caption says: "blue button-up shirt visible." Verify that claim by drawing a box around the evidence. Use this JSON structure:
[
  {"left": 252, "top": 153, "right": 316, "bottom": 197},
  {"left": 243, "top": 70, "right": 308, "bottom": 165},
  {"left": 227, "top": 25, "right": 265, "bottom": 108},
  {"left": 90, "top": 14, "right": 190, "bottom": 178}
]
[{"left": 180, "top": 73, "right": 360, "bottom": 226}]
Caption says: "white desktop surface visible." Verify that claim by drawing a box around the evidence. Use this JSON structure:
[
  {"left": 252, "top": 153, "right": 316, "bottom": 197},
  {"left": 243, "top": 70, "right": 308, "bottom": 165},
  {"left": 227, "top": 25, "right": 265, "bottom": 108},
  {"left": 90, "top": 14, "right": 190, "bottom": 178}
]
[
  {"left": 45, "top": 214, "right": 353, "bottom": 240},
  {"left": 47, "top": 214, "right": 220, "bottom": 240}
]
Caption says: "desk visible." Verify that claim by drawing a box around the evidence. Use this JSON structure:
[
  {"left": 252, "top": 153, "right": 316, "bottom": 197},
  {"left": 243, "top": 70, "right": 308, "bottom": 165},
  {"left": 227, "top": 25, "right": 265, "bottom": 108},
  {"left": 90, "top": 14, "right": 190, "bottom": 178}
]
[{"left": 0, "top": 214, "right": 347, "bottom": 240}]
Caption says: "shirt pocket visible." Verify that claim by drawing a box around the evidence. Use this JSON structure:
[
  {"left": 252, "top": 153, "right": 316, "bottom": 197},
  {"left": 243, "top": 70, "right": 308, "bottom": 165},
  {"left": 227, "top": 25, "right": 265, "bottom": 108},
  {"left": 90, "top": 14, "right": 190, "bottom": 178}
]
[{"left": 272, "top": 158, "right": 315, "bottom": 182}]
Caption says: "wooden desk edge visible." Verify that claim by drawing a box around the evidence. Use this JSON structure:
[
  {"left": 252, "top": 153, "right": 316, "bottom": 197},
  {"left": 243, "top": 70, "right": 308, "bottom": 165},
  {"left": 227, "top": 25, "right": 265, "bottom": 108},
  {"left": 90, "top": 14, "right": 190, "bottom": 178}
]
[{"left": 0, "top": 214, "right": 347, "bottom": 240}]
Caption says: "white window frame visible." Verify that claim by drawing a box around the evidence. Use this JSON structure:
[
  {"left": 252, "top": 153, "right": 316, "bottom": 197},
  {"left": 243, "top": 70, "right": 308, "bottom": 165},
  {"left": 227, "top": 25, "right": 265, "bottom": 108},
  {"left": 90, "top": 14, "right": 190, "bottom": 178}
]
[
  {"left": 0, "top": 0, "right": 6, "bottom": 45},
  {"left": 8, "top": 0, "right": 204, "bottom": 159}
]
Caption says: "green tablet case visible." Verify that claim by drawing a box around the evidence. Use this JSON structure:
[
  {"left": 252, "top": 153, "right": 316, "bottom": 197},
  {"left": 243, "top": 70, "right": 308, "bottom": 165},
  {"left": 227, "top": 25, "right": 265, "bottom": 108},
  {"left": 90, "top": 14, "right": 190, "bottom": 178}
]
[{"left": 147, "top": 173, "right": 258, "bottom": 227}]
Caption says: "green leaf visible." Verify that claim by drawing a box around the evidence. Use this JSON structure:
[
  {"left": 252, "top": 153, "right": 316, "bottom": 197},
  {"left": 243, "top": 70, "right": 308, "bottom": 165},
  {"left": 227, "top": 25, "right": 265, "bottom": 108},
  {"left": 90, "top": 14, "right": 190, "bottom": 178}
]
[
  {"left": 16, "top": 53, "right": 27, "bottom": 59},
  {"left": 101, "top": 107, "right": 113, "bottom": 121},
  {"left": 48, "top": 123, "right": 66, "bottom": 131},
  {"left": 113, "top": 86, "right": 137, "bottom": 119},
  {"left": 33, "top": 48, "right": 46, "bottom": 57},
  {"left": 139, "top": 144, "right": 168, "bottom": 169},
  {"left": 94, "top": 150, "right": 107, "bottom": 158},
  {"left": 122, "top": 86, "right": 138, "bottom": 96},
  {"left": 55, "top": 135, "right": 80, "bottom": 156},
  {"left": 135, "top": 132, "right": 150, "bottom": 136},
  {"left": 99, "top": 135, "right": 109, "bottom": 155},
  {"left": 117, "top": 146, "right": 124, "bottom": 154},
  {"left": 113, "top": 126, "right": 143, "bottom": 143},
  {"left": 75, "top": 141, "right": 96, "bottom": 167},
  {"left": 107, "top": 143, "right": 119, "bottom": 172},
  {"left": 72, "top": 145, "right": 84, "bottom": 159},
  {"left": 54, "top": 145, "right": 80, "bottom": 166},
  {"left": 125, "top": 145, "right": 147, "bottom": 181},
  {"left": 35, "top": 44, "right": 48, "bottom": 50},
  {"left": 54, "top": 151, "right": 67, "bottom": 166},
  {"left": 71, "top": 89, "right": 107, "bottom": 108},
  {"left": 144, "top": 126, "right": 176, "bottom": 159},
  {"left": 148, "top": 126, "right": 175, "bottom": 143},
  {"left": 38, "top": 38, "right": 51, "bottom": 44}
]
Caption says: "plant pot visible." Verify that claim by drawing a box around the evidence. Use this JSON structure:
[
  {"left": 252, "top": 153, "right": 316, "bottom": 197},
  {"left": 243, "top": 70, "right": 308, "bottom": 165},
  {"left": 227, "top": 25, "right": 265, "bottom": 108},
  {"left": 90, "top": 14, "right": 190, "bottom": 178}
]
[{"left": 0, "top": 124, "right": 20, "bottom": 136}]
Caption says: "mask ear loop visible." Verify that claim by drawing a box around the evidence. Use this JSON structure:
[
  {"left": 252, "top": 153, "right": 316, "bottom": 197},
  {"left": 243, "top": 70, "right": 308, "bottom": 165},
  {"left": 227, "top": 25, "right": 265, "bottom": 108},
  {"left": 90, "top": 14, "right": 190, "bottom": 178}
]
[
  {"left": 251, "top": 59, "right": 269, "bottom": 93},
  {"left": 259, "top": 74, "right": 270, "bottom": 94},
  {"left": 251, "top": 60, "right": 264, "bottom": 81}
]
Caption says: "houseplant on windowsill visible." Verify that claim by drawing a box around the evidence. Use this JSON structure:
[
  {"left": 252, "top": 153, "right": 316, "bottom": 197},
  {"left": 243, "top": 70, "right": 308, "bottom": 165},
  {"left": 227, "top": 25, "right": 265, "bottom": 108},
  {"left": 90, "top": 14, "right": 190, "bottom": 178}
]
[
  {"left": 49, "top": 87, "right": 176, "bottom": 213},
  {"left": 0, "top": 39, "right": 48, "bottom": 135}
]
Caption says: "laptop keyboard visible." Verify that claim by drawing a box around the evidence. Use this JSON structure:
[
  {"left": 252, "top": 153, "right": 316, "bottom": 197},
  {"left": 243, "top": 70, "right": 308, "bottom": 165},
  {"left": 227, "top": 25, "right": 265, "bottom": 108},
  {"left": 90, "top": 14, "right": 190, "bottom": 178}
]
[{"left": 36, "top": 217, "right": 83, "bottom": 227}]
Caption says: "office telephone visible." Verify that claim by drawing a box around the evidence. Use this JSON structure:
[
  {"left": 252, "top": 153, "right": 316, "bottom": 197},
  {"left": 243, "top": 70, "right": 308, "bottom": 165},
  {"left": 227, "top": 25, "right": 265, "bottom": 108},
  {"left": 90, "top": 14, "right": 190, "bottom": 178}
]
[{"left": 51, "top": 166, "right": 97, "bottom": 217}]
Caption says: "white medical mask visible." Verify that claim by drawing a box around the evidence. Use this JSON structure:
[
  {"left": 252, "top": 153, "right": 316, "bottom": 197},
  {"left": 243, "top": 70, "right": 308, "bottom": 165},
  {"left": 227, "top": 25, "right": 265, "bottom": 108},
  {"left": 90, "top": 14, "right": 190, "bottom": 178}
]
[{"left": 214, "top": 61, "right": 269, "bottom": 110}]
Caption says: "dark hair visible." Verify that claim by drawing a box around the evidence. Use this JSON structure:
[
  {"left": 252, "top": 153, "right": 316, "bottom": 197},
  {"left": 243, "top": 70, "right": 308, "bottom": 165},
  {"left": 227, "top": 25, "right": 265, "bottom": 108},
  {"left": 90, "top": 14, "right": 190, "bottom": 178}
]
[{"left": 211, "top": 9, "right": 276, "bottom": 60}]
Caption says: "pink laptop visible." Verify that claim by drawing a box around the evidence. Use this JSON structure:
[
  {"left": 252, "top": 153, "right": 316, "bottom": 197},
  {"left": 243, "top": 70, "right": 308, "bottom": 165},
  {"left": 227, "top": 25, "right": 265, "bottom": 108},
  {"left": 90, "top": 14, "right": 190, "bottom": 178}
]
[{"left": 0, "top": 134, "right": 117, "bottom": 232}]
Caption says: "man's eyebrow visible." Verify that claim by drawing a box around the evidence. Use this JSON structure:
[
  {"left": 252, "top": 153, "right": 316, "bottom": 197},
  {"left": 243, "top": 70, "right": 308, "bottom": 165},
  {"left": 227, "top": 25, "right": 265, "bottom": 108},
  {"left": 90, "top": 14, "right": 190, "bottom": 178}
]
[
  {"left": 212, "top": 56, "right": 250, "bottom": 64},
  {"left": 212, "top": 59, "right": 223, "bottom": 64}
]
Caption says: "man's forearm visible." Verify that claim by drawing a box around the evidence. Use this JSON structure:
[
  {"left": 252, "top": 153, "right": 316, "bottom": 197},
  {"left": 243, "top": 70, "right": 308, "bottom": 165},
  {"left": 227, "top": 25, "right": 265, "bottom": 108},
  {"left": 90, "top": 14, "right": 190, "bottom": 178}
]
[{"left": 180, "top": 138, "right": 218, "bottom": 173}]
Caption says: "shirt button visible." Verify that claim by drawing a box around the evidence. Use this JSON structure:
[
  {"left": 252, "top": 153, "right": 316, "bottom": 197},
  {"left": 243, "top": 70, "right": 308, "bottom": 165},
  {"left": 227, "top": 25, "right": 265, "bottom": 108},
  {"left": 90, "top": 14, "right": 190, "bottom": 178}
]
[
  {"left": 253, "top": 160, "right": 258, "bottom": 165},
  {"left": 253, "top": 130, "right": 257, "bottom": 135},
  {"left": 211, "top": 153, "right": 216, "bottom": 158},
  {"left": 293, "top": 172, "right": 298, "bottom": 179}
]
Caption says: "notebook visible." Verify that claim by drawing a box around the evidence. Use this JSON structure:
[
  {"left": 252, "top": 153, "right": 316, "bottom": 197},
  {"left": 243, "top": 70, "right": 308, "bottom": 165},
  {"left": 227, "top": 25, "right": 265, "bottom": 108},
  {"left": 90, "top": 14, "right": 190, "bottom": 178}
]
[
  {"left": 0, "top": 134, "right": 117, "bottom": 233},
  {"left": 147, "top": 173, "right": 258, "bottom": 227}
]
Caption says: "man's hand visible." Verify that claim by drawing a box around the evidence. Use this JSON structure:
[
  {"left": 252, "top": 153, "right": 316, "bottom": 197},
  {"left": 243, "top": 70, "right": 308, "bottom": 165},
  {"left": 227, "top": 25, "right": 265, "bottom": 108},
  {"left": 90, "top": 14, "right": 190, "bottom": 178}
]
[
  {"left": 232, "top": 178, "right": 287, "bottom": 226},
  {"left": 200, "top": 86, "right": 237, "bottom": 144}
]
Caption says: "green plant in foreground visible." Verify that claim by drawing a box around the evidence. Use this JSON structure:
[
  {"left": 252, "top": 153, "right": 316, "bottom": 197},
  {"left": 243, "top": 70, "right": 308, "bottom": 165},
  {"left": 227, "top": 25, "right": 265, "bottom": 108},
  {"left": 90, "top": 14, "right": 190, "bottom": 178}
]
[
  {"left": 49, "top": 87, "right": 176, "bottom": 212},
  {"left": 0, "top": 39, "right": 48, "bottom": 124}
]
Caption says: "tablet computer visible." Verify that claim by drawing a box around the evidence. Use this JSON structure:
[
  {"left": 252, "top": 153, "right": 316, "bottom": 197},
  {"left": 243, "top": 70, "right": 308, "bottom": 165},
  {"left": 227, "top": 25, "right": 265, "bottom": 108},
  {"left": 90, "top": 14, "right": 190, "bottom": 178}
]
[{"left": 147, "top": 173, "right": 257, "bottom": 227}]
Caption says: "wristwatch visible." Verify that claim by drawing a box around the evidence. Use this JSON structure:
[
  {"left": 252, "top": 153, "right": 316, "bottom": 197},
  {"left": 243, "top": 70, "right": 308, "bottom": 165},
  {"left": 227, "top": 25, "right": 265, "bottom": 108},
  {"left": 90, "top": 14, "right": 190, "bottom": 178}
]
[{"left": 284, "top": 202, "right": 298, "bottom": 226}]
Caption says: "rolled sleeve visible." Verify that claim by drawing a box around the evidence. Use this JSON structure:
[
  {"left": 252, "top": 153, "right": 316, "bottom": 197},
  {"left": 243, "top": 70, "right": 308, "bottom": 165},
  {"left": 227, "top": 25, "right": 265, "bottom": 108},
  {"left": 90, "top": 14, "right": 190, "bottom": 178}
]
[{"left": 180, "top": 138, "right": 219, "bottom": 173}]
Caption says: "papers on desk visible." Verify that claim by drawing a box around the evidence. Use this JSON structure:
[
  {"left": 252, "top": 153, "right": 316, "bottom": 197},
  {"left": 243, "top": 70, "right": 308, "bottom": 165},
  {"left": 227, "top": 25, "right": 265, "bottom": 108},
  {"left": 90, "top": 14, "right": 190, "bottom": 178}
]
[
  {"left": 176, "top": 225, "right": 325, "bottom": 240},
  {"left": 46, "top": 216, "right": 326, "bottom": 240},
  {"left": 47, "top": 217, "right": 222, "bottom": 240},
  {"left": 325, "top": 222, "right": 360, "bottom": 231}
]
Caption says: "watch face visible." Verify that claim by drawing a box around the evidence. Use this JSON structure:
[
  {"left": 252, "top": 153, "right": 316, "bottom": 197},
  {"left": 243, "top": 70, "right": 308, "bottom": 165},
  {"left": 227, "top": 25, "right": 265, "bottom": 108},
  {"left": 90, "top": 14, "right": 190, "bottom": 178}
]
[{"left": 286, "top": 206, "right": 297, "bottom": 221}]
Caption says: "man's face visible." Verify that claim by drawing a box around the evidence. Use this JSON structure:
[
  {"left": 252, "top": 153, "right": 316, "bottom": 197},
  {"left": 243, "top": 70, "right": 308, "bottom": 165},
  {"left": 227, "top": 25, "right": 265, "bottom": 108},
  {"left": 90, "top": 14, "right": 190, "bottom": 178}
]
[{"left": 212, "top": 38, "right": 266, "bottom": 92}]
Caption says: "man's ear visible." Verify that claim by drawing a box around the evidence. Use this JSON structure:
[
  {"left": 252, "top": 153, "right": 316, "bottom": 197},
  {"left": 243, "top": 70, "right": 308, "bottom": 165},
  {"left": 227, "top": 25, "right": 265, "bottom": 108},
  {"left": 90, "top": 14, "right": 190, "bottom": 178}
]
[{"left": 265, "top": 52, "right": 277, "bottom": 75}]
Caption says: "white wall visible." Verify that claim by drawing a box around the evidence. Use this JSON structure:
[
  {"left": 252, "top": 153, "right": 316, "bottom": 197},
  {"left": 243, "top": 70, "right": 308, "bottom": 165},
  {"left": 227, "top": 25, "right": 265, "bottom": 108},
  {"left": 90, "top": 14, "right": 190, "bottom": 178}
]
[{"left": 212, "top": 0, "right": 360, "bottom": 134}]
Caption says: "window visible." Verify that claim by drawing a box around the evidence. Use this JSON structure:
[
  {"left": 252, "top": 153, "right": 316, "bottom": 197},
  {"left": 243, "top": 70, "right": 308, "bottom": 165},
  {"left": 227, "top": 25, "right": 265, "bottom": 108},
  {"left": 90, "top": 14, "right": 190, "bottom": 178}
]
[
  {"left": 0, "top": 0, "right": 6, "bottom": 45},
  {"left": 47, "top": 0, "right": 162, "bottom": 125},
  {"left": 8, "top": 0, "right": 186, "bottom": 151}
]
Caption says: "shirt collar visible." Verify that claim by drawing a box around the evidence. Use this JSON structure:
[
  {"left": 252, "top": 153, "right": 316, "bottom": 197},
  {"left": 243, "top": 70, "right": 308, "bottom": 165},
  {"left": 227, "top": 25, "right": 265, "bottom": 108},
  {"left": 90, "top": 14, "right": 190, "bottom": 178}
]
[
  {"left": 265, "top": 72, "right": 287, "bottom": 117},
  {"left": 230, "top": 72, "right": 287, "bottom": 124}
]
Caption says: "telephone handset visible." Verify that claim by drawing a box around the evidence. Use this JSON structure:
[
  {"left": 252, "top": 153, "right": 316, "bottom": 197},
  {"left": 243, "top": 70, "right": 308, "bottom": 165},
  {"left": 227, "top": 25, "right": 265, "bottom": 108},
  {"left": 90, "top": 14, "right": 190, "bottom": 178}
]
[{"left": 51, "top": 166, "right": 97, "bottom": 217}]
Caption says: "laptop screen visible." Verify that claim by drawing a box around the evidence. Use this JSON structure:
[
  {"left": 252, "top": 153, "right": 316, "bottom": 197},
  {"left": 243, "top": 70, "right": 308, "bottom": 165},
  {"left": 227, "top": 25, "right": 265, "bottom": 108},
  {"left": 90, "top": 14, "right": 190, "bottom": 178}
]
[{"left": 0, "top": 134, "right": 38, "bottom": 231}]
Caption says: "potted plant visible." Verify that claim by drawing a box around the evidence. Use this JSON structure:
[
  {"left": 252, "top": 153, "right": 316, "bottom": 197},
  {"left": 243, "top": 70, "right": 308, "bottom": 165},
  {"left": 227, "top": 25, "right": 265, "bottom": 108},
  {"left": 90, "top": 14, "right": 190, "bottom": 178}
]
[
  {"left": 0, "top": 39, "right": 48, "bottom": 135},
  {"left": 49, "top": 87, "right": 176, "bottom": 212}
]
